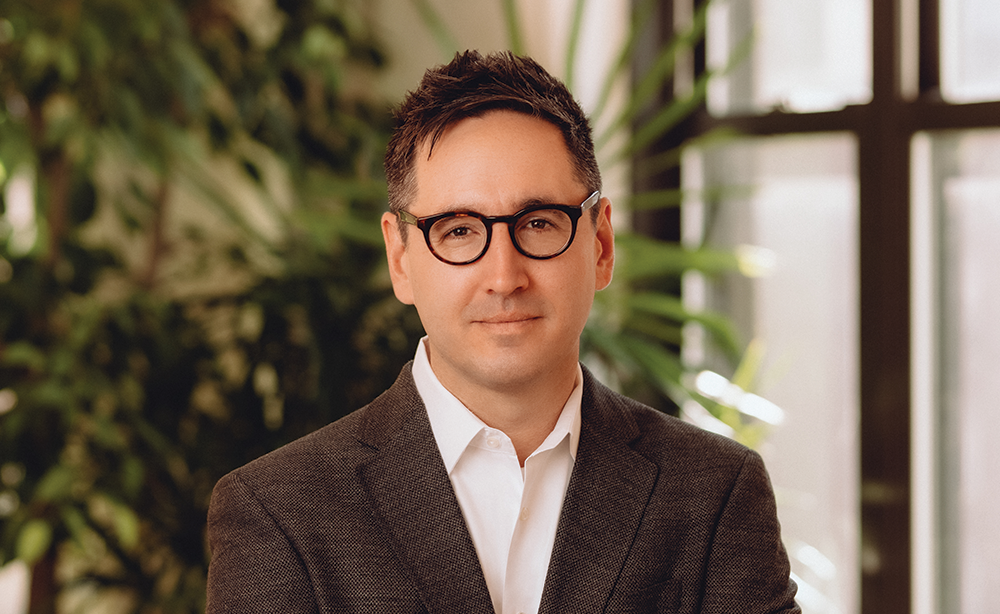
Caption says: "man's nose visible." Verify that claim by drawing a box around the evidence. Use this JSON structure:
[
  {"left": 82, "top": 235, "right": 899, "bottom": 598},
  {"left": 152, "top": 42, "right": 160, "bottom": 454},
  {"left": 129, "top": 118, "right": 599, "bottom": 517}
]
[{"left": 482, "top": 225, "right": 529, "bottom": 295}]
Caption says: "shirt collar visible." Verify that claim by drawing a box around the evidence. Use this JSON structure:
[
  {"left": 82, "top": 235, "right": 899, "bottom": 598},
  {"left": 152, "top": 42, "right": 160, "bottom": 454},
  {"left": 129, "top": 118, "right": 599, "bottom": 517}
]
[{"left": 411, "top": 337, "right": 582, "bottom": 474}]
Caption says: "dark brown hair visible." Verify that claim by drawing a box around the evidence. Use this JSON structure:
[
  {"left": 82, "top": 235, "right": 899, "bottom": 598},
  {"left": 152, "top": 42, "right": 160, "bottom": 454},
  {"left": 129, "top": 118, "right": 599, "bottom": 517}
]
[{"left": 384, "top": 50, "right": 602, "bottom": 221}]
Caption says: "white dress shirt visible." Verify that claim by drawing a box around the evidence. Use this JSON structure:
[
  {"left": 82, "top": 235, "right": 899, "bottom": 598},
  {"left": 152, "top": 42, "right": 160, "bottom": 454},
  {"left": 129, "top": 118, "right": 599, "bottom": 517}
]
[{"left": 412, "top": 338, "right": 582, "bottom": 614}]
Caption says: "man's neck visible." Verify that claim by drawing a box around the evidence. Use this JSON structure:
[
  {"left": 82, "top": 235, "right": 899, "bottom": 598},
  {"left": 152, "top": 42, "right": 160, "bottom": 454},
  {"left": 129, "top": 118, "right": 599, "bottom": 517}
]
[
  {"left": 462, "top": 389, "right": 570, "bottom": 466},
  {"left": 427, "top": 352, "right": 579, "bottom": 465}
]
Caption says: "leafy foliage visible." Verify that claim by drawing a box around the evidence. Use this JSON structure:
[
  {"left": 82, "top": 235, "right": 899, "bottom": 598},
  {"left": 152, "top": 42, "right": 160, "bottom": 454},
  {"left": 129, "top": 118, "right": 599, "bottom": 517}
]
[
  {"left": 0, "top": 0, "right": 422, "bottom": 611},
  {"left": 0, "top": 0, "right": 765, "bottom": 610}
]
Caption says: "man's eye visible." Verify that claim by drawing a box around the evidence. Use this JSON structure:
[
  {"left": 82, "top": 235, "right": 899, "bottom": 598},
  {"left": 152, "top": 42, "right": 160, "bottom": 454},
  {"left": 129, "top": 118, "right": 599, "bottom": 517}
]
[
  {"left": 432, "top": 218, "right": 482, "bottom": 243},
  {"left": 441, "top": 225, "right": 476, "bottom": 240},
  {"left": 520, "top": 211, "right": 567, "bottom": 232},
  {"left": 525, "top": 218, "right": 553, "bottom": 230}
]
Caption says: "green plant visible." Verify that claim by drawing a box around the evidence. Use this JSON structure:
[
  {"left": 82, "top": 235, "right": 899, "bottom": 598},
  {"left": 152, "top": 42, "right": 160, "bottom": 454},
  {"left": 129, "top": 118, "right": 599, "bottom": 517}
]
[
  {"left": 0, "top": 0, "right": 422, "bottom": 611},
  {"left": 0, "top": 0, "right": 765, "bottom": 611}
]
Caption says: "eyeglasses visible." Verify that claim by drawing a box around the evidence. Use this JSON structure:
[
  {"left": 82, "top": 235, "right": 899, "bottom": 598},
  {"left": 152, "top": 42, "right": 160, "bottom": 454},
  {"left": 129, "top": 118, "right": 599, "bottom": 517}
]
[{"left": 396, "top": 191, "right": 601, "bottom": 265}]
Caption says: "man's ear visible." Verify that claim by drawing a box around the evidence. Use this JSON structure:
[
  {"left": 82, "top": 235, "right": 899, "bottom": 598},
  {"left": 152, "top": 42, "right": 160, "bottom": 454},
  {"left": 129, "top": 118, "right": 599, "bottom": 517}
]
[
  {"left": 381, "top": 212, "right": 415, "bottom": 305},
  {"left": 594, "top": 197, "right": 615, "bottom": 291}
]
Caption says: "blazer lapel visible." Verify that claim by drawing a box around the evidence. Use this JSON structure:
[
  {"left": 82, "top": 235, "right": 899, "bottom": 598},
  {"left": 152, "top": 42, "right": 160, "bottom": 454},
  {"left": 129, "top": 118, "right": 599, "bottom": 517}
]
[
  {"left": 538, "top": 370, "right": 660, "bottom": 614},
  {"left": 356, "top": 366, "right": 495, "bottom": 614}
]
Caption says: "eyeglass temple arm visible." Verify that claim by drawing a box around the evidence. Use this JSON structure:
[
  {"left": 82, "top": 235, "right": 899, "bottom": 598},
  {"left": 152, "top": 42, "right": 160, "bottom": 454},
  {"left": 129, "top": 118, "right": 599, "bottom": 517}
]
[{"left": 396, "top": 209, "right": 419, "bottom": 225}]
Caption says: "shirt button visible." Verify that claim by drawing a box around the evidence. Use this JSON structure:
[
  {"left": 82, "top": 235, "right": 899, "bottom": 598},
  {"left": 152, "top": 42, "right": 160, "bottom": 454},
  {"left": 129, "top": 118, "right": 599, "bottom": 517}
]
[
  {"left": 519, "top": 507, "right": 529, "bottom": 521},
  {"left": 486, "top": 437, "right": 500, "bottom": 448}
]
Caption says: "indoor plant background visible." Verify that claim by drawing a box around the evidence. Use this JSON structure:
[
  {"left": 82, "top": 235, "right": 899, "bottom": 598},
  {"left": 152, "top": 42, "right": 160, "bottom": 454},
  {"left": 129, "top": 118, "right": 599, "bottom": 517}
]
[{"left": 0, "top": 0, "right": 753, "bottom": 611}]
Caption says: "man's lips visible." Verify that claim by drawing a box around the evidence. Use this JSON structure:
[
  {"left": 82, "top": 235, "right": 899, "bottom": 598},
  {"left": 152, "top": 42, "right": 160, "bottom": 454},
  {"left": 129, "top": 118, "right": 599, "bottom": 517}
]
[{"left": 473, "top": 313, "right": 541, "bottom": 324}]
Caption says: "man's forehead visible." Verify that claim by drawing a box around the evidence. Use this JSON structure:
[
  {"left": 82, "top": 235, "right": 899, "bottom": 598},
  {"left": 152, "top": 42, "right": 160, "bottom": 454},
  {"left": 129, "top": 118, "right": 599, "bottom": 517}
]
[{"left": 405, "top": 110, "right": 585, "bottom": 215}]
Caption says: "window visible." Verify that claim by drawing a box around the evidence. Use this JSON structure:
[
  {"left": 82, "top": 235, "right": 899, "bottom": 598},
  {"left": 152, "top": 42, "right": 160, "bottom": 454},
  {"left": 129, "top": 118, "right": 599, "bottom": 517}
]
[
  {"left": 911, "top": 129, "right": 1000, "bottom": 614},
  {"left": 684, "top": 135, "right": 860, "bottom": 614},
  {"left": 646, "top": 1, "right": 1000, "bottom": 613}
]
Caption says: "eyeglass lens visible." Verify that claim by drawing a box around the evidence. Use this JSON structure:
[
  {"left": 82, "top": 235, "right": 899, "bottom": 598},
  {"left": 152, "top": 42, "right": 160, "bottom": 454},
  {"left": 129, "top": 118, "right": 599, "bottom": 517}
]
[{"left": 428, "top": 208, "right": 575, "bottom": 264}]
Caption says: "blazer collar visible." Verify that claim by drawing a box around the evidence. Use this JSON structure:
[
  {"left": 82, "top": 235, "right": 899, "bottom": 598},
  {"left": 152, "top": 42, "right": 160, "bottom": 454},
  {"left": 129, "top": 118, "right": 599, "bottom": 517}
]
[
  {"left": 539, "top": 367, "right": 660, "bottom": 614},
  {"left": 355, "top": 363, "right": 496, "bottom": 614},
  {"left": 354, "top": 363, "right": 659, "bottom": 614}
]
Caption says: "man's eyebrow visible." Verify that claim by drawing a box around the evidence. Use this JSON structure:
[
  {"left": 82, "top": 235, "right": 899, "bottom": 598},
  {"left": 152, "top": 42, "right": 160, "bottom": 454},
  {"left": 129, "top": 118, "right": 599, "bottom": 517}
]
[
  {"left": 519, "top": 197, "right": 555, "bottom": 207},
  {"left": 437, "top": 196, "right": 562, "bottom": 214}
]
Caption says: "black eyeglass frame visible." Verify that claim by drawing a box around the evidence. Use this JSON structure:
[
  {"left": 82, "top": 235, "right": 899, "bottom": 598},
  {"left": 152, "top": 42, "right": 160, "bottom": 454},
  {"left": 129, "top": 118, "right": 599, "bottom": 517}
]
[{"left": 396, "top": 191, "right": 602, "bottom": 265}]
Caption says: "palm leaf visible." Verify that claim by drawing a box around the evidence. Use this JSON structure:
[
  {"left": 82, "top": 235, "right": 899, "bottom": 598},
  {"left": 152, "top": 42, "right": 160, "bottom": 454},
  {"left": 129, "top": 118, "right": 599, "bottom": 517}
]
[{"left": 411, "top": 0, "right": 461, "bottom": 60}]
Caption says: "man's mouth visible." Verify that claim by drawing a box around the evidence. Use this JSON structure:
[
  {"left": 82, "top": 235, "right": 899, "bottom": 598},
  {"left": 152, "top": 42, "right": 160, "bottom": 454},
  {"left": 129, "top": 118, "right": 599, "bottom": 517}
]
[{"left": 475, "top": 313, "right": 540, "bottom": 324}]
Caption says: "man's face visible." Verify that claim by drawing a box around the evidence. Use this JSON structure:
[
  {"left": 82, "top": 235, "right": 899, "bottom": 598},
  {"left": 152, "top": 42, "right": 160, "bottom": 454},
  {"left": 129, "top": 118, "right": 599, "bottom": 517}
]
[{"left": 381, "top": 110, "right": 614, "bottom": 397}]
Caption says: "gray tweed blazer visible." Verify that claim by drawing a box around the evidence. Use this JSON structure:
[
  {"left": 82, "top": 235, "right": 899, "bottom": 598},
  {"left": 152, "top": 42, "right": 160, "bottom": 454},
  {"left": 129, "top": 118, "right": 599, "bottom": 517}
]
[{"left": 206, "top": 363, "right": 800, "bottom": 613}]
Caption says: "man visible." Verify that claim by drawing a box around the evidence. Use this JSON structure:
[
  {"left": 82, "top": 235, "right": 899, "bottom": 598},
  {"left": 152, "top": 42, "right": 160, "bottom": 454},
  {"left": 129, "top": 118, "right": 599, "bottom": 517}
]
[{"left": 207, "top": 50, "right": 800, "bottom": 614}]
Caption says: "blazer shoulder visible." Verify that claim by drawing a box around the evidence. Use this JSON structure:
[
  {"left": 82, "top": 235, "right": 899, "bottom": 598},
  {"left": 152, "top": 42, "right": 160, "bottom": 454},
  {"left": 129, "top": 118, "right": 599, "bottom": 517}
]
[
  {"left": 221, "top": 408, "right": 365, "bottom": 497},
  {"left": 222, "top": 362, "right": 424, "bottom": 489}
]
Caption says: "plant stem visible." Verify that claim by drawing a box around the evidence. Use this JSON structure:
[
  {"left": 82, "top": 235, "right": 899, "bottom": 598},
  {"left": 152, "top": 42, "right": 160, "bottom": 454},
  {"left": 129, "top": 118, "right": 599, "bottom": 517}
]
[
  {"left": 29, "top": 548, "right": 57, "bottom": 614},
  {"left": 142, "top": 176, "right": 171, "bottom": 290}
]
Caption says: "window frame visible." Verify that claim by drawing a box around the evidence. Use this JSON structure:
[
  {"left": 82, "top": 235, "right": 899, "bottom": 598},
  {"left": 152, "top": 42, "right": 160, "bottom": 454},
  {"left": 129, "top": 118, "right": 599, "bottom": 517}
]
[{"left": 637, "top": 1, "right": 1000, "bottom": 613}]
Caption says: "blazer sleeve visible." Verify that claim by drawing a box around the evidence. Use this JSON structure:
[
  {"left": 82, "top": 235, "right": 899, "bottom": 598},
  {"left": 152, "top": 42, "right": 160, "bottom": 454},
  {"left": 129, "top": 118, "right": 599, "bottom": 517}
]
[
  {"left": 206, "top": 471, "right": 319, "bottom": 614},
  {"left": 700, "top": 450, "right": 800, "bottom": 614}
]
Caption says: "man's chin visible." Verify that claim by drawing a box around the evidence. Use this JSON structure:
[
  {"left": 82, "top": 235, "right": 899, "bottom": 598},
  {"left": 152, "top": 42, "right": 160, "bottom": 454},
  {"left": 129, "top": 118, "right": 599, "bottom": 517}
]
[
  {"left": 472, "top": 318, "right": 543, "bottom": 345},
  {"left": 426, "top": 334, "right": 578, "bottom": 389},
  {"left": 468, "top": 351, "right": 573, "bottom": 390}
]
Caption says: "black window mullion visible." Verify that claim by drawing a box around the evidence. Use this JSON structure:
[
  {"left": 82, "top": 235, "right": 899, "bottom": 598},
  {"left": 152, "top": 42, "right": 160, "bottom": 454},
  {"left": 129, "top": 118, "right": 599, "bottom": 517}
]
[
  {"left": 919, "top": 0, "right": 942, "bottom": 96},
  {"left": 858, "top": 0, "right": 912, "bottom": 611},
  {"left": 693, "top": 105, "right": 865, "bottom": 136},
  {"left": 905, "top": 99, "right": 1000, "bottom": 131},
  {"left": 631, "top": 0, "right": 685, "bottom": 246}
]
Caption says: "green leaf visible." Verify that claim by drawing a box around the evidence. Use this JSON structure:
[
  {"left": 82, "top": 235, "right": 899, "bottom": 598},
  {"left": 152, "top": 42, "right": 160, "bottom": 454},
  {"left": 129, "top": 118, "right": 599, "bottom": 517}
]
[
  {"left": 563, "top": 0, "right": 588, "bottom": 90},
  {"left": 632, "top": 127, "right": 742, "bottom": 182},
  {"left": 586, "top": 0, "right": 652, "bottom": 124},
  {"left": 617, "top": 334, "right": 686, "bottom": 397},
  {"left": 626, "top": 292, "right": 741, "bottom": 357},
  {"left": 169, "top": 140, "right": 285, "bottom": 253},
  {"left": 93, "top": 416, "right": 127, "bottom": 451},
  {"left": 119, "top": 457, "right": 145, "bottom": 499},
  {"left": 582, "top": 324, "right": 641, "bottom": 373},
  {"left": 731, "top": 337, "right": 766, "bottom": 391},
  {"left": 411, "top": 0, "right": 460, "bottom": 59},
  {"left": 333, "top": 214, "right": 386, "bottom": 246},
  {"left": 615, "top": 233, "right": 739, "bottom": 280},
  {"left": 595, "top": 0, "right": 710, "bottom": 153},
  {"left": 16, "top": 519, "right": 53, "bottom": 564},
  {"left": 624, "top": 294, "right": 689, "bottom": 323},
  {"left": 626, "top": 189, "right": 684, "bottom": 211},
  {"left": 1, "top": 341, "right": 47, "bottom": 370},
  {"left": 55, "top": 41, "right": 81, "bottom": 83},
  {"left": 501, "top": 0, "right": 525, "bottom": 55},
  {"left": 625, "top": 74, "right": 709, "bottom": 159},
  {"left": 302, "top": 25, "right": 348, "bottom": 63},
  {"left": 35, "top": 465, "right": 75, "bottom": 502},
  {"left": 624, "top": 313, "right": 684, "bottom": 346},
  {"left": 110, "top": 500, "right": 141, "bottom": 550},
  {"left": 61, "top": 505, "right": 90, "bottom": 548},
  {"left": 23, "top": 31, "right": 54, "bottom": 75},
  {"left": 29, "top": 380, "right": 75, "bottom": 411}
]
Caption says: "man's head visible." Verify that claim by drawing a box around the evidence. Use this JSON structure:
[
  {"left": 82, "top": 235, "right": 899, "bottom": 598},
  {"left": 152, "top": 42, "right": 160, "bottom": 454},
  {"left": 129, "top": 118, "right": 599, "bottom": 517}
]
[
  {"left": 380, "top": 51, "right": 614, "bottom": 400},
  {"left": 384, "top": 50, "right": 602, "bottom": 226}
]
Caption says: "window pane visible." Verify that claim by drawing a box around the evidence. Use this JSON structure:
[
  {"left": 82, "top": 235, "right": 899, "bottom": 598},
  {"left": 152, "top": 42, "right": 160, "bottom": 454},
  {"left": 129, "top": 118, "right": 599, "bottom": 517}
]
[
  {"left": 913, "top": 129, "right": 1000, "bottom": 613},
  {"left": 706, "top": 0, "right": 872, "bottom": 115},
  {"left": 941, "top": 0, "right": 1000, "bottom": 103},
  {"left": 684, "top": 134, "right": 860, "bottom": 614}
]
